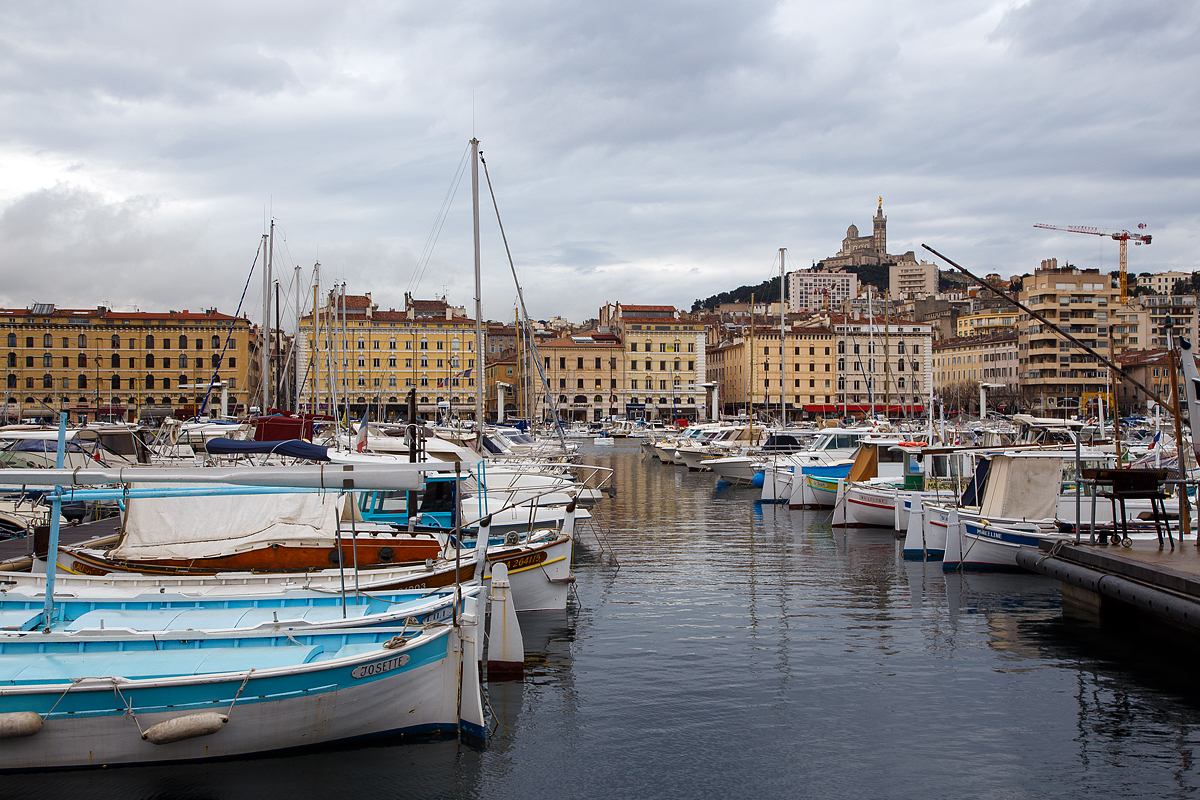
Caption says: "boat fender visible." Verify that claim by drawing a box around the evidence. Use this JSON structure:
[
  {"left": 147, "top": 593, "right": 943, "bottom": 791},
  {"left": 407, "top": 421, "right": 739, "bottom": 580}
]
[
  {"left": 142, "top": 712, "right": 228, "bottom": 745},
  {"left": 752, "top": 472, "right": 766, "bottom": 489},
  {"left": 0, "top": 711, "right": 43, "bottom": 738}
]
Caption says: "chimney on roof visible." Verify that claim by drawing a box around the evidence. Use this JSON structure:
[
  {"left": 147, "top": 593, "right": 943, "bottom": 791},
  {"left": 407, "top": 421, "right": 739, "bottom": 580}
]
[{"left": 445, "top": 307, "right": 452, "bottom": 321}]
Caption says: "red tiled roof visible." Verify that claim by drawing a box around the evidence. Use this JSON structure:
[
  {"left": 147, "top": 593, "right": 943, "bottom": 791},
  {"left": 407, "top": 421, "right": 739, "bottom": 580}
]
[
  {"left": 0, "top": 308, "right": 242, "bottom": 322},
  {"left": 621, "top": 305, "right": 675, "bottom": 313}
]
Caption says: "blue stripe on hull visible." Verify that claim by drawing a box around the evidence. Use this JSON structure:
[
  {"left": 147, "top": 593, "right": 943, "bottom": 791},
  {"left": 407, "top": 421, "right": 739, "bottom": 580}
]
[
  {"left": 902, "top": 549, "right": 945, "bottom": 561},
  {"left": 943, "top": 562, "right": 1029, "bottom": 573}
]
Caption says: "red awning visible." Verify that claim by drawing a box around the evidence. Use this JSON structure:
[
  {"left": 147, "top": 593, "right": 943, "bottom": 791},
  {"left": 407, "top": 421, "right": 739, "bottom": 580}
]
[{"left": 803, "top": 404, "right": 924, "bottom": 414}]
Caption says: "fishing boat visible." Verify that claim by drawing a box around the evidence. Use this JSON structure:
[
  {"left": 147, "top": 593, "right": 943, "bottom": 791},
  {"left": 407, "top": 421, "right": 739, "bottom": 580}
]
[{"left": 0, "top": 618, "right": 485, "bottom": 770}]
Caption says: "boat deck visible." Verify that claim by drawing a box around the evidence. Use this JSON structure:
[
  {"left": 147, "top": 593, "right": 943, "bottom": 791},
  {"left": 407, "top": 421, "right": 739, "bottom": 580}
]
[{"left": 0, "top": 517, "right": 121, "bottom": 563}]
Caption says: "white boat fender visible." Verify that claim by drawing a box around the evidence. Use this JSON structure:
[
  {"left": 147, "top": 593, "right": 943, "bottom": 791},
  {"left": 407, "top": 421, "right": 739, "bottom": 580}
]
[
  {"left": 487, "top": 561, "right": 524, "bottom": 682},
  {"left": 142, "top": 712, "right": 228, "bottom": 745},
  {"left": 0, "top": 711, "right": 43, "bottom": 739},
  {"left": 133, "top": 668, "right": 252, "bottom": 745},
  {"left": 562, "top": 501, "right": 577, "bottom": 541},
  {"left": 831, "top": 479, "right": 847, "bottom": 527}
]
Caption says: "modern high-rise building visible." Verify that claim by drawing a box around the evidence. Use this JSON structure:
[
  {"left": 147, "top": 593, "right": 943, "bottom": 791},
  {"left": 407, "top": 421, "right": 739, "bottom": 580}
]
[
  {"left": 787, "top": 270, "right": 859, "bottom": 314},
  {"left": 1017, "top": 259, "right": 1118, "bottom": 417}
]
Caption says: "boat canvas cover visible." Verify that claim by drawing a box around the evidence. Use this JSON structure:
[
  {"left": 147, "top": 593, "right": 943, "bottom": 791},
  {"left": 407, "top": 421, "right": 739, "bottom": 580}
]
[
  {"left": 109, "top": 486, "right": 341, "bottom": 561},
  {"left": 204, "top": 438, "right": 330, "bottom": 461},
  {"left": 978, "top": 456, "right": 1062, "bottom": 521}
]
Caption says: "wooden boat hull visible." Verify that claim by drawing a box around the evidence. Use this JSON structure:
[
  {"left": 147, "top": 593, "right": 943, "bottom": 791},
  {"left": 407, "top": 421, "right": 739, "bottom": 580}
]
[
  {"left": 58, "top": 548, "right": 477, "bottom": 589},
  {"left": 59, "top": 536, "right": 442, "bottom": 577}
]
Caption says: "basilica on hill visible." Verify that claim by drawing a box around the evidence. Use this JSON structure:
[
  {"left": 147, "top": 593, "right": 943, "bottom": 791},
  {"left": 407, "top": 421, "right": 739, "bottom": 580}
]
[{"left": 820, "top": 198, "right": 917, "bottom": 269}]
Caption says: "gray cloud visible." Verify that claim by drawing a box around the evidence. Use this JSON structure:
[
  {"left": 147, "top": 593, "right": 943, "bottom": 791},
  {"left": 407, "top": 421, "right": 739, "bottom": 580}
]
[{"left": 0, "top": 0, "right": 1196, "bottom": 325}]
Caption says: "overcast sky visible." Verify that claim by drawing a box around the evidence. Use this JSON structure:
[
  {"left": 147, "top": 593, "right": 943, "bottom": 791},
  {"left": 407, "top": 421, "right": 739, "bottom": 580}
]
[{"left": 0, "top": 0, "right": 1196, "bottom": 329}]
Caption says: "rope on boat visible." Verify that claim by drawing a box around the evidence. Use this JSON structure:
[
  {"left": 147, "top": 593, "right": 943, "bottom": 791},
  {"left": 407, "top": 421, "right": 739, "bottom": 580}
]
[
  {"left": 42, "top": 676, "right": 86, "bottom": 720},
  {"left": 1036, "top": 538, "right": 1068, "bottom": 566}
]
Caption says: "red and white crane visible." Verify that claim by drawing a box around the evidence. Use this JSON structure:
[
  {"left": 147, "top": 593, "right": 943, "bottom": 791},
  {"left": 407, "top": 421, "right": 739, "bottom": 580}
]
[{"left": 1033, "top": 223, "right": 1151, "bottom": 303}]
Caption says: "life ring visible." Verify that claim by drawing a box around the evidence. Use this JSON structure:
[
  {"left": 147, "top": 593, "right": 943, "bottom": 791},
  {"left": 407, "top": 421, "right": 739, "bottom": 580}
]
[{"left": 897, "top": 441, "right": 924, "bottom": 447}]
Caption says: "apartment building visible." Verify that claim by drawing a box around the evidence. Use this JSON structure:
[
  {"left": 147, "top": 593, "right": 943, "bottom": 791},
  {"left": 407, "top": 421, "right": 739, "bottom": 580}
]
[
  {"left": 1017, "top": 260, "right": 1118, "bottom": 417},
  {"left": 1137, "top": 271, "right": 1192, "bottom": 294},
  {"left": 831, "top": 316, "right": 932, "bottom": 417},
  {"left": 296, "top": 292, "right": 477, "bottom": 421},
  {"left": 955, "top": 309, "right": 1018, "bottom": 338},
  {"left": 532, "top": 331, "right": 625, "bottom": 422},
  {"left": 709, "top": 326, "right": 838, "bottom": 419},
  {"left": 933, "top": 331, "right": 1019, "bottom": 413},
  {"left": 0, "top": 304, "right": 255, "bottom": 423},
  {"left": 598, "top": 303, "right": 706, "bottom": 420},
  {"left": 1116, "top": 348, "right": 1184, "bottom": 415},
  {"left": 787, "top": 270, "right": 858, "bottom": 314},
  {"left": 889, "top": 260, "right": 938, "bottom": 299}
]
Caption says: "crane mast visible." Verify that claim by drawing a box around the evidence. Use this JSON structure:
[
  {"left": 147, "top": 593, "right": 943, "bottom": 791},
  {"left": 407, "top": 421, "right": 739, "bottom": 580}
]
[{"left": 1033, "top": 223, "right": 1152, "bottom": 304}]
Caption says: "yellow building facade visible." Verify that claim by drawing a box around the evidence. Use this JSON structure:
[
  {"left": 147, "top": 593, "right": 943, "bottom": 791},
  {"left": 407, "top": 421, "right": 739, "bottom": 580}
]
[
  {"left": 955, "top": 309, "right": 1018, "bottom": 338},
  {"left": 708, "top": 326, "right": 837, "bottom": 419},
  {"left": 296, "top": 292, "right": 479, "bottom": 421},
  {"left": 0, "top": 304, "right": 255, "bottom": 423}
]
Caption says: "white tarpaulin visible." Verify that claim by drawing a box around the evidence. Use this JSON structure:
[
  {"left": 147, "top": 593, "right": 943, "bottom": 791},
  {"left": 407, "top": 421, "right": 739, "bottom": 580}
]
[
  {"left": 979, "top": 456, "right": 1062, "bottom": 521},
  {"left": 110, "top": 486, "right": 342, "bottom": 561}
]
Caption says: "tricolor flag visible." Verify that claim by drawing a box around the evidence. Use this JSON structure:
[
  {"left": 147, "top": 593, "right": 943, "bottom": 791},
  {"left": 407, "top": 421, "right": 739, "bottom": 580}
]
[{"left": 354, "top": 411, "right": 369, "bottom": 453}]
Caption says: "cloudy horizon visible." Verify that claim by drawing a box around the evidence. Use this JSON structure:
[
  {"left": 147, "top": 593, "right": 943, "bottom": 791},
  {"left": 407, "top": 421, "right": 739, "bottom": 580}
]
[{"left": 0, "top": 0, "right": 1196, "bottom": 327}]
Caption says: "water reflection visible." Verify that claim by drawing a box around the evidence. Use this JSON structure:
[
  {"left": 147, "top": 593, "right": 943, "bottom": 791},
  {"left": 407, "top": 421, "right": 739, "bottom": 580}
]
[{"left": 10, "top": 440, "right": 1200, "bottom": 799}]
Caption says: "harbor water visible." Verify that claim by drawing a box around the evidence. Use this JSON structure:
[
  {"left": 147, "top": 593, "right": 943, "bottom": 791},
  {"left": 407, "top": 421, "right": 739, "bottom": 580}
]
[{"left": 10, "top": 440, "right": 1200, "bottom": 798}]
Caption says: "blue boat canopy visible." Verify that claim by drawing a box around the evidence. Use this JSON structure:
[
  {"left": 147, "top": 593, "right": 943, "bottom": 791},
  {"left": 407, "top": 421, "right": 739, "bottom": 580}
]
[{"left": 204, "top": 438, "right": 330, "bottom": 461}]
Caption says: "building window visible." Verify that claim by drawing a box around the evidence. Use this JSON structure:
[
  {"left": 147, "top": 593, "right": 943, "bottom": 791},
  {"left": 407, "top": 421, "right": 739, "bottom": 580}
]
[
  {"left": 5, "top": 353, "right": 12, "bottom": 368},
  {"left": 43, "top": 353, "right": 52, "bottom": 368},
  {"left": 43, "top": 334, "right": 52, "bottom": 348},
  {"left": 110, "top": 353, "right": 120, "bottom": 368},
  {"left": 5, "top": 334, "right": 14, "bottom": 347}
]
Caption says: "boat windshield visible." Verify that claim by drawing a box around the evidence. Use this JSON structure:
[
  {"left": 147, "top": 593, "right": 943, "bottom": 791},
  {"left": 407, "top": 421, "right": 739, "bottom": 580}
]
[{"left": 6, "top": 439, "right": 87, "bottom": 453}]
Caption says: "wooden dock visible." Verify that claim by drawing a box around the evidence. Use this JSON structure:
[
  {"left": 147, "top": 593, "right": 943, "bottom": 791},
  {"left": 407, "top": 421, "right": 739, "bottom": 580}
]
[{"left": 1019, "top": 537, "right": 1200, "bottom": 637}]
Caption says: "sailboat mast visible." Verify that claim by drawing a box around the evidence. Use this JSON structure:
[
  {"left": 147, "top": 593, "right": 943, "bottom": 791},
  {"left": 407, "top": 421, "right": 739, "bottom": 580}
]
[
  {"left": 884, "top": 291, "right": 890, "bottom": 419},
  {"left": 295, "top": 265, "right": 302, "bottom": 412},
  {"left": 265, "top": 219, "right": 274, "bottom": 412},
  {"left": 259, "top": 231, "right": 269, "bottom": 414},
  {"left": 779, "top": 248, "right": 786, "bottom": 427},
  {"left": 749, "top": 293, "right": 755, "bottom": 419},
  {"left": 868, "top": 285, "right": 875, "bottom": 421},
  {"left": 313, "top": 262, "right": 321, "bottom": 414},
  {"left": 471, "top": 139, "right": 484, "bottom": 449}
]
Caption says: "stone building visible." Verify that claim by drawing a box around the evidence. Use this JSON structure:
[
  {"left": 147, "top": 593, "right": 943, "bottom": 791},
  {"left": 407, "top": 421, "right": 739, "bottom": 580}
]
[
  {"left": 708, "top": 326, "right": 837, "bottom": 419},
  {"left": 597, "top": 303, "right": 706, "bottom": 420},
  {"left": 296, "top": 291, "right": 478, "bottom": 421},
  {"left": 0, "top": 304, "right": 255, "bottom": 423},
  {"left": 831, "top": 315, "right": 932, "bottom": 418},
  {"left": 933, "top": 331, "right": 1020, "bottom": 414}
]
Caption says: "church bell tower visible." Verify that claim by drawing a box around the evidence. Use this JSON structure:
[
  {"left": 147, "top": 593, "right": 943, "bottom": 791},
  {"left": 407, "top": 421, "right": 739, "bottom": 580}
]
[{"left": 873, "top": 197, "right": 886, "bottom": 256}]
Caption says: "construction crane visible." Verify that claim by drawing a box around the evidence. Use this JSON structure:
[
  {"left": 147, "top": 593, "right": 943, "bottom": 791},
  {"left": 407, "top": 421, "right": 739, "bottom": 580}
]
[{"left": 1033, "top": 223, "right": 1151, "bottom": 303}]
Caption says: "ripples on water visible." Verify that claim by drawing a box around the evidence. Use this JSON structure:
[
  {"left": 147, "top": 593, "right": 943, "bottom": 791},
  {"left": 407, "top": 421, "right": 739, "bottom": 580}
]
[{"left": 12, "top": 441, "right": 1200, "bottom": 799}]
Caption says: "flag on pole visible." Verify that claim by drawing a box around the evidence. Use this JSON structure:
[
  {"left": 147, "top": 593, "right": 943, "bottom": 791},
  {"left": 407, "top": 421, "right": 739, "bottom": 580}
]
[{"left": 355, "top": 411, "right": 369, "bottom": 453}]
